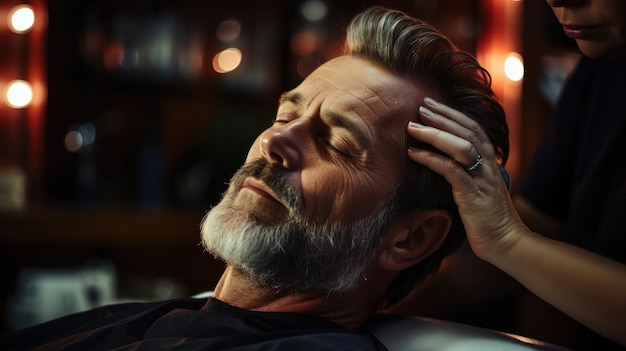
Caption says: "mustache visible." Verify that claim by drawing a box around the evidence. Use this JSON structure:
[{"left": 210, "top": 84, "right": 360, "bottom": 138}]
[{"left": 229, "top": 159, "right": 302, "bottom": 214}]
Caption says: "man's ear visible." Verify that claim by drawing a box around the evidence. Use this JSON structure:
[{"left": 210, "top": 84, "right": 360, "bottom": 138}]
[{"left": 378, "top": 209, "right": 452, "bottom": 272}]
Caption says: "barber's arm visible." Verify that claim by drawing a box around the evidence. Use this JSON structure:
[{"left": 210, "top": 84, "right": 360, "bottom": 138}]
[{"left": 405, "top": 97, "right": 626, "bottom": 346}]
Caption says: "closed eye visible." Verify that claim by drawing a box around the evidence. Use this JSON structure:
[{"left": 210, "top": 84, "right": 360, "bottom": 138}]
[
  {"left": 325, "top": 141, "right": 347, "bottom": 156},
  {"left": 273, "top": 112, "right": 298, "bottom": 125},
  {"left": 323, "top": 133, "right": 357, "bottom": 158}
]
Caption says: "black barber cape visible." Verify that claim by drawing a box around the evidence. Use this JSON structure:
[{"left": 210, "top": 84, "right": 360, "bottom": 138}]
[{"left": 0, "top": 297, "right": 388, "bottom": 350}]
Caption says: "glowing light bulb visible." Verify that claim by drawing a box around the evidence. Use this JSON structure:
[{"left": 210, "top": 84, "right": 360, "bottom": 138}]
[
  {"left": 5, "top": 80, "right": 33, "bottom": 108},
  {"left": 8, "top": 5, "right": 35, "bottom": 33},
  {"left": 504, "top": 53, "right": 524, "bottom": 82}
]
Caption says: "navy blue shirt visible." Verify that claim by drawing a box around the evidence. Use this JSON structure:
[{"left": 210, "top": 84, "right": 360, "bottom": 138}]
[
  {"left": 519, "top": 56, "right": 626, "bottom": 350},
  {"left": 521, "top": 56, "right": 626, "bottom": 262},
  {"left": 0, "top": 297, "right": 387, "bottom": 350}
]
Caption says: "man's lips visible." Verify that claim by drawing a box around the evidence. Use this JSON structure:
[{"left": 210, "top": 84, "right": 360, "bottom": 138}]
[
  {"left": 242, "top": 177, "right": 285, "bottom": 207},
  {"left": 562, "top": 24, "right": 603, "bottom": 39}
]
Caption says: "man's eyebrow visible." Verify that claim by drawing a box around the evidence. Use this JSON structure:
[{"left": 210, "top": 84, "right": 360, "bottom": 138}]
[
  {"left": 278, "top": 91, "right": 301, "bottom": 106},
  {"left": 326, "top": 111, "right": 369, "bottom": 149}
]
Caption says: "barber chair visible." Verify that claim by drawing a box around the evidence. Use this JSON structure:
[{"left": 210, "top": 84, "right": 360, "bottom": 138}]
[
  {"left": 192, "top": 291, "right": 571, "bottom": 350},
  {"left": 364, "top": 314, "right": 572, "bottom": 351}
]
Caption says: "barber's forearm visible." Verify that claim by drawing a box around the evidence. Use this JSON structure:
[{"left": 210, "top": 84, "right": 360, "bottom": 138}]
[{"left": 489, "top": 229, "right": 626, "bottom": 345}]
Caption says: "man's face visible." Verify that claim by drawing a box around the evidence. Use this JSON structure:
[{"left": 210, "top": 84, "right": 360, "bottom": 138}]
[{"left": 201, "top": 56, "right": 423, "bottom": 292}]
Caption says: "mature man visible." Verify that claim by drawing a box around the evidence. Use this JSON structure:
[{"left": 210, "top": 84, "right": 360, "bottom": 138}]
[{"left": 0, "top": 7, "right": 508, "bottom": 350}]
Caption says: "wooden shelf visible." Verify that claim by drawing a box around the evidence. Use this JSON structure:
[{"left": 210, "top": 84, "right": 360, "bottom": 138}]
[{"left": 0, "top": 210, "right": 206, "bottom": 246}]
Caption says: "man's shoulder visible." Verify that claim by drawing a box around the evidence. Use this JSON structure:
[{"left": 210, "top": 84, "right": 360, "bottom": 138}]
[
  {"left": 0, "top": 298, "right": 206, "bottom": 350},
  {"left": 0, "top": 297, "right": 387, "bottom": 350}
]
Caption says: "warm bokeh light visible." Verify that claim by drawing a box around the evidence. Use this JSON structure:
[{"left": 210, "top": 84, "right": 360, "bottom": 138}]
[
  {"left": 478, "top": 0, "right": 522, "bottom": 183},
  {"left": 504, "top": 52, "right": 524, "bottom": 82},
  {"left": 216, "top": 20, "right": 241, "bottom": 43},
  {"left": 8, "top": 5, "right": 35, "bottom": 33},
  {"left": 103, "top": 42, "right": 125, "bottom": 70},
  {"left": 5, "top": 80, "right": 33, "bottom": 108},
  {"left": 212, "top": 48, "right": 242, "bottom": 73},
  {"left": 290, "top": 31, "right": 318, "bottom": 56}
]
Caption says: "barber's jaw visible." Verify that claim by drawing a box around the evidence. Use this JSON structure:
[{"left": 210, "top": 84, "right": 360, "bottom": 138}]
[
  {"left": 200, "top": 55, "right": 425, "bottom": 294},
  {"left": 547, "top": 0, "right": 626, "bottom": 58}
]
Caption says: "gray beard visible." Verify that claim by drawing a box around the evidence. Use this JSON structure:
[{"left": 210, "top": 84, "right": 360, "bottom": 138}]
[{"left": 200, "top": 160, "right": 397, "bottom": 294}]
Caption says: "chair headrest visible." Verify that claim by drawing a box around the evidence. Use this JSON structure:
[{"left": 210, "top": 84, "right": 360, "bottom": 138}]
[{"left": 362, "top": 314, "right": 572, "bottom": 351}]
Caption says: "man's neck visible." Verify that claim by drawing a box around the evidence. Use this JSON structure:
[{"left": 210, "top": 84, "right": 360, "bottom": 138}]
[{"left": 211, "top": 266, "right": 387, "bottom": 330}]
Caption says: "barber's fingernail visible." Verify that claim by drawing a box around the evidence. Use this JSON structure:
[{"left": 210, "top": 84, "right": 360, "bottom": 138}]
[
  {"left": 423, "top": 97, "right": 437, "bottom": 106},
  {"left": 408, "top": 121, "right": 424, "bottom": 129},
  {"left": 419, "top": 106, "right": 433, "bottom": 117}
]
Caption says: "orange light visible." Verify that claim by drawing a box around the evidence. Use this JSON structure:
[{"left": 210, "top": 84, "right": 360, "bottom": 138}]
[
  {"left": 8, "top": 5, "right": 35, "bottom": 33},
  {"left": 103, "top": 43, "right": 125, "bottom": 70},
  {"left": 291, "top": 31, "right": 318, "bottom": 56},
  {"left": 504, "top": 52, "right": 524, "bottom": 82},
  {"left": 212, "top": 48, "right": 242, "bottom": 73},
  {"left": 5, "top": 80, "right": 33, "bottom": 108}
]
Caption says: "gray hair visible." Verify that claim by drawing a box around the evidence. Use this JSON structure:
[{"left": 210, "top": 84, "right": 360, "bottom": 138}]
[{"left": 345, "top": 7, "right": 509, "bottom": 305}]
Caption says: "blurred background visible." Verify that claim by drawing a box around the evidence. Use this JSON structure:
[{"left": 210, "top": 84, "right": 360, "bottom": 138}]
[{"left": 0, "top": 0, "right": 579, "bottom": 339}]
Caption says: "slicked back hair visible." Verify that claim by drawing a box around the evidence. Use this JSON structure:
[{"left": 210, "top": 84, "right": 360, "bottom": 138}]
[{"left": 345, "top": 7, "right": 509, "bottom": 305}]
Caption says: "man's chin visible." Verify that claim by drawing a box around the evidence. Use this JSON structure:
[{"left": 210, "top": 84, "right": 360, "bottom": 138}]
[
  {"left": 228, "top": 192, "right": 290, "bottom": 225},
  {"left": 221, "top": 205, "right": 289, "bottom": 227},
  {"left": 200, "top": 203, "right": 288, "bottom": 259}
]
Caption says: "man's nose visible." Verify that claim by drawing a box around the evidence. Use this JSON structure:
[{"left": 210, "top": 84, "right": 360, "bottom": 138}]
[{"left": 260, "top": 125, "right": 304, "bottom": 171}]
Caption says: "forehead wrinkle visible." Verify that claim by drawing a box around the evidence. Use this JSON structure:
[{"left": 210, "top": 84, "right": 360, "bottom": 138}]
[
  {"left": 316, "top": 72, "right": 391, "bottom": 124},
  {"left": 301, "top": 57, "right": 419, "bottom": 155},
  {"left": 327, "top": 66, "right": 418, "bottom": 160},
  {"left": 304, "top": 73, "right": 382, "bottom": 124}
]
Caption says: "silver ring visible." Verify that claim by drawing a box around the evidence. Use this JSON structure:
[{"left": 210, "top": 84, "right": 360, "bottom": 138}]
[{"left": 465, "top": 154, "right": 483, "bottom": 172}]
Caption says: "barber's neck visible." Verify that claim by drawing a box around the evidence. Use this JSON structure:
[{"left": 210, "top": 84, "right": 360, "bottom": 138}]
[{"left": 211, "top": 265, "right": 390, "bottom": 330}]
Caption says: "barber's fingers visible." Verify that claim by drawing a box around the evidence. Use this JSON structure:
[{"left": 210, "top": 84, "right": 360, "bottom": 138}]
[
  {"left": 418, "top": 97, "right": 494, "bottom": 161},
  {"left": 406, "top": 122, "right": 508, "bottom": 211},
  {"left": 421, "top": 97, "right": 486, "bottom": 141},
  {"left": 407, "top": 118, "right": 481, "bottom": 171}
]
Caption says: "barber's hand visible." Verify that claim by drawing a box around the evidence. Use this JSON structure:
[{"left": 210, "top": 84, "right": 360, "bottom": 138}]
[{"left": 406, "top": 97, "right": 527, "bottom": 261}]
